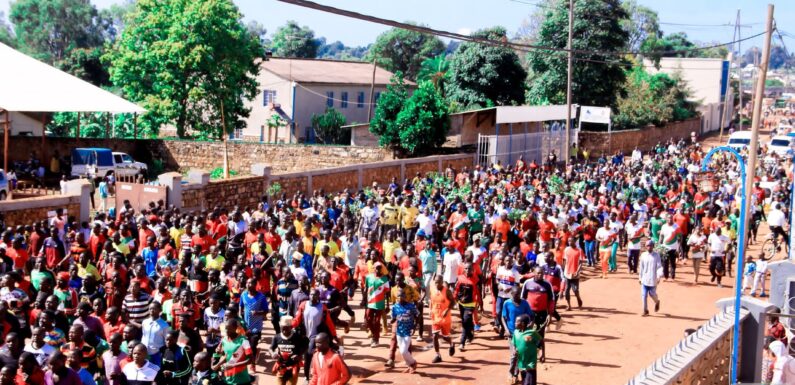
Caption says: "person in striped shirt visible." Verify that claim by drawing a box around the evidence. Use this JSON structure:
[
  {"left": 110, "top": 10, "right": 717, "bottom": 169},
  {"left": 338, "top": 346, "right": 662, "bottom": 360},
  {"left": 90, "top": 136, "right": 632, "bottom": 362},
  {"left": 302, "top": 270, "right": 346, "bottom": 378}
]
[{"left": 123, "top": 281, "right": 153, "bottom": 328}]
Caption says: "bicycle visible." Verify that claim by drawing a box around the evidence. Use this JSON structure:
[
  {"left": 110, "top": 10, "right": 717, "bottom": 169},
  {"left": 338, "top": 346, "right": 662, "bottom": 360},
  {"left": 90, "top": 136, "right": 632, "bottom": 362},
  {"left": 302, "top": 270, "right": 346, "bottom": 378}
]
[{"left": 761, "top": 230, "right": 787, "bottom": 261}]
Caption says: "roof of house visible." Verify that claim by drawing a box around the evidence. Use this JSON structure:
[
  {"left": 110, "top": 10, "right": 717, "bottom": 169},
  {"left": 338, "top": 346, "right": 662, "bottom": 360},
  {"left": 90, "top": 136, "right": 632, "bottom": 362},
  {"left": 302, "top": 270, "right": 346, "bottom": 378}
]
[{"left": 259, "top": 58, "right": 415, "bottom": 86}]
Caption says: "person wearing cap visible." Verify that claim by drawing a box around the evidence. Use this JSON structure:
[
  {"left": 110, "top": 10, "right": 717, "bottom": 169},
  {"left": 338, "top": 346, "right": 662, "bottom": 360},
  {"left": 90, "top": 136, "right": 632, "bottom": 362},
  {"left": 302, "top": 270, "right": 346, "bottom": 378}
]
[
  {"left": 269, "top": 315, "right": 307, "bottom": 385},
  {"left": 638, "top": 240, "right": 662, "bottom": 316}
]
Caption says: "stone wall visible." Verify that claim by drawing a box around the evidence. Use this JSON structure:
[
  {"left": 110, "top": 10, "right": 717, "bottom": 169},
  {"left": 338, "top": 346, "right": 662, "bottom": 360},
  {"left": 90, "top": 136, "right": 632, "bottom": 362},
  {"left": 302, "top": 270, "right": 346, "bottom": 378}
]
[
  {"left": 0, "top": 194, "right": 81, "bottom": 227},
  {"left": 0, "top": 136, "right": 392, "bottom": 176},
  {"left": 625, "top": 307, "right": 746, "bottom": 385},
  {"left": 578, "top": 117, "right": 702, "bottom": 155}
]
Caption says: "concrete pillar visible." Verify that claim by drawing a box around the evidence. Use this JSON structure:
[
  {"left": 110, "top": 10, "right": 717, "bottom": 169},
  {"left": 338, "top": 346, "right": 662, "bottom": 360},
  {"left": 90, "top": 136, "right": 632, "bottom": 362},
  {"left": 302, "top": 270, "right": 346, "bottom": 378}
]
[
  {"left": 64, "top": 179, "right": 91, "bottom": 223},
  {"left": 399, "top": 162, "right": 405, "bottom": 182},
  {"left": 307, "top": 174, "right": 313, "bottom": 196},
  {"left": 716, "top": 297, "right": 777, "bottom": 383},
  {"left": 187, "top": 170, "right": 210, "bottom": 186},
  {"left": 766, "top": 260, "right": 795, "bottom": 310},
  {"left": 251, "top": 164, "right": 272, "bottom": 199},
  {"left": 158, "top": 172, "right": 183, "bottom": 209}
]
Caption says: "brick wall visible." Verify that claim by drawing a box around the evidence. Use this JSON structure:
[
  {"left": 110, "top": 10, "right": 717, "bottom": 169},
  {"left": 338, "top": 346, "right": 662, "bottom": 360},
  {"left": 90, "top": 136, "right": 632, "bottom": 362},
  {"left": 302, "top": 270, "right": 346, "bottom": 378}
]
[
  {"left": 181, "top": 176, "right": 267, "bottom": 212},
  {"left": 578, "top": 117, "right": 702, "bottom": 155},
  {"left": 0, "top": 195, "right": 81, "bottom": 227}
]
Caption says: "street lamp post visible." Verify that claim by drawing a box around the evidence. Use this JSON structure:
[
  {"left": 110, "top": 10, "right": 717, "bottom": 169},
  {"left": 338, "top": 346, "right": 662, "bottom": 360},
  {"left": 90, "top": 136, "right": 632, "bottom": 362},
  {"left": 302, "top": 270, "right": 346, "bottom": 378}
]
[{"left": 700, "top": 145, "right": 746, "bottom": 385}]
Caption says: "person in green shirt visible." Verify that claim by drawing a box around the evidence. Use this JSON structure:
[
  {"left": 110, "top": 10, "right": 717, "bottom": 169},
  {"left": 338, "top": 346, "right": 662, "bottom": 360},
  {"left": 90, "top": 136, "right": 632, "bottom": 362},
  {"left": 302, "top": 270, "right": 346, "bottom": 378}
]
[
  {"left": 512, "top": 314, "right": 542, "bottom": 385},
  {"left": 467, "top": 201, "right": 485, "bottom": 240},
  {"left": 648, "top": 210, "right": 665, "bottom": 243},
  {"left": 365, "top": 262, "right": 390, "bottom": 347},
  {"left": 213, "top": 318, "right": 252, "bottom": 385}
]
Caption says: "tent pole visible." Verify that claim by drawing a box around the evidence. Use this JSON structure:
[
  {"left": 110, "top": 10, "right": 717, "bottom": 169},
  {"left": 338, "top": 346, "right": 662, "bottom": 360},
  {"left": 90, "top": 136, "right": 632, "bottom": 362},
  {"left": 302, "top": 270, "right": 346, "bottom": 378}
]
[
  {"left": 41, "top": 113, "right": 47, "bottom": 165},
  {"left": 133, "top": 113, "right": 138, "bottom": 139},
  {"left": 76, "top": 113, "right": 81, "bottom": 139},
  {"left": 3, "top": 110, "right": 9, "bottom": 172},
  {"left": 105, "top": 113, "right": 110, "bottom": 138}
]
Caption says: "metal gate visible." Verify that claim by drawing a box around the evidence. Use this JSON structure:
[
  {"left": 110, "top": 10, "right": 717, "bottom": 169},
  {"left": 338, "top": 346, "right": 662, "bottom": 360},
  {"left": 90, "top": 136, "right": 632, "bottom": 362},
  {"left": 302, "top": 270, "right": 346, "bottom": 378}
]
[
  {"left": 115, "top": 182, "right": 168, "bottom": 213},
  {"left": 476, "top": 125, "right": 578, "bottom": 168}
]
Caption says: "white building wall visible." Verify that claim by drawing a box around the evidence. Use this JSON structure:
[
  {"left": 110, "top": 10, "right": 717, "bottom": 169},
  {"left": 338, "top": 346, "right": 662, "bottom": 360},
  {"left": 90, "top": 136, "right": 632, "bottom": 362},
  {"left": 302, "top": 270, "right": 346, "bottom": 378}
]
[{"left": 242, "top": 70, "right": 295, "bottom": 143}]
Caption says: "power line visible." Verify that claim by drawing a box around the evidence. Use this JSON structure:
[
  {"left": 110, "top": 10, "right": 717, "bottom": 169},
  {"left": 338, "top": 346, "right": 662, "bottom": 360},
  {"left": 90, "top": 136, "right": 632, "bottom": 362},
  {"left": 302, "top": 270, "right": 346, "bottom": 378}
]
[
  {"left": 277, "top": 0, "right": 768, "bottom": 59},
  {"left": 658, "top": 22, "right": 756, "bottom": 28}
]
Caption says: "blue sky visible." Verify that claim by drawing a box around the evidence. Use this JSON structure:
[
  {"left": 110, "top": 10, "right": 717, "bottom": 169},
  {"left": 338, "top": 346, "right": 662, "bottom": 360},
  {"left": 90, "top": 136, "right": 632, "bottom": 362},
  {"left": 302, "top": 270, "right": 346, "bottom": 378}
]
[{"left": 1, "top": 0, "right": 793, "bottom": 51}]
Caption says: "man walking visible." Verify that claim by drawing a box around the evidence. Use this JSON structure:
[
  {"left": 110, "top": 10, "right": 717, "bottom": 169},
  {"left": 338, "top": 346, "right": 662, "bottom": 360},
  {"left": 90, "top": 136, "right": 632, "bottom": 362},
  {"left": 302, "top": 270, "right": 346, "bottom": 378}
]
[{"left": 638, "top": 241, "right": 662, "bottom": 316}]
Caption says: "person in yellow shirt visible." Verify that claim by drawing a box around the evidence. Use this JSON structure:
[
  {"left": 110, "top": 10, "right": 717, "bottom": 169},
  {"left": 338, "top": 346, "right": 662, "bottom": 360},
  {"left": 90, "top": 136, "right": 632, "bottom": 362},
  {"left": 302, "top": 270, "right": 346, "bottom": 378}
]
[
  {"left": 380, "top": 197, "right": 399, "bottom": 240},
  {"left": 170, "top": 224, "right": 185, "bottom": 251},
  {"left": 382, "top": 230, "right": 402, "bottom": 264},
  {"left": 314, "top": 231, "right": 339, "bottom": 258},
  {"left": 77, "top": 251, "right": 101, "bottom": 281},
  {"left": 399, "top": 198, "right": 420, "bottom": 242},
  {"left": 205, "top": 246, "right": 225, "bottom": 271}
]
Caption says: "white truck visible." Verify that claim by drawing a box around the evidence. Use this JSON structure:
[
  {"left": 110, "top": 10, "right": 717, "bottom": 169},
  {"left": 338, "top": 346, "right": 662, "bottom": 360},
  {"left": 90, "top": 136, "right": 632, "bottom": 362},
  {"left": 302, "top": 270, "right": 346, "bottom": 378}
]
[{"left": 70, "top": 148, "right": 148, "bottom": 178}]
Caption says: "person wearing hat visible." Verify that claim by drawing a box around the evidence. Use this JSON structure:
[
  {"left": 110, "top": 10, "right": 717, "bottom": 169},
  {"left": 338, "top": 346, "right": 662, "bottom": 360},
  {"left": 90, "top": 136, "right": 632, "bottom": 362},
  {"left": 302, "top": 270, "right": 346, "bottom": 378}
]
[
  {"left": 638, "top": 240, "right": 662, "bottom": 316},
  {"left": 269, "top": 315, "right": 307, "bottom": 385}
]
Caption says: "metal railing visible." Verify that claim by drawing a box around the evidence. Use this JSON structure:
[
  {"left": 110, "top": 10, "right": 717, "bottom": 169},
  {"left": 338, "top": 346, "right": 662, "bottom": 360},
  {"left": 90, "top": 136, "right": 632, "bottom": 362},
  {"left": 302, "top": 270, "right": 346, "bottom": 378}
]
[
  {"left": 476, "top": 128, "right": 578, "bottom": 169},
  {"left": 11, "top": 181, "right": 60, "bottom": 197}
]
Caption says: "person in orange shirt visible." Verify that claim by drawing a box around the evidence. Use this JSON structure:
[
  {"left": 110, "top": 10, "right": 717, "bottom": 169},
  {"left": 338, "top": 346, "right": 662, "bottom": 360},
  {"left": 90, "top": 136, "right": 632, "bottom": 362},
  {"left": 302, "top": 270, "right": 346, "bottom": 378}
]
[
  {"left": 537, "top": 212, "right": 555, "bottom": 249},
  {"left": 309, "top": 333, "right": 350, "bottom": 385},
  {"left": 492, "top": 212, "right": 511, "bottom": 243}
]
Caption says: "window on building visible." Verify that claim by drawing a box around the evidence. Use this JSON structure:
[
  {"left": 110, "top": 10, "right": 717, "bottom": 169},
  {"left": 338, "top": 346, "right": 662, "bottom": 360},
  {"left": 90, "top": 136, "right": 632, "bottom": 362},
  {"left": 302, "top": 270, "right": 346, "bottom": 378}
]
[
  {"left": 357, "top": 92, "right": 365, "bottom": 108},
  {"left": 375, "top": 92, "right": 381, "bottom": 103},
  {"left": 326, "top": 91, "right": 334, "bottom": 107},
  {"left": 233, "top": 128, "right": 243, "bottom": 139},
  {"left": 341, "top": 92, "right": 348, "bottom": 108},
  {"left": 263, "top": 90, "right": 277, "bottom": 106}
]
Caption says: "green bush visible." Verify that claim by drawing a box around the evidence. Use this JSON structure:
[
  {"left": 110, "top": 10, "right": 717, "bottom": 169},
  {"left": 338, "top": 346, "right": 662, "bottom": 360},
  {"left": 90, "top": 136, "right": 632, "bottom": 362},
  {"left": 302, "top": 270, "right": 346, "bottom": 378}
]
[{"left": 209, "top": 167, "right": 238, "bottom": 180}]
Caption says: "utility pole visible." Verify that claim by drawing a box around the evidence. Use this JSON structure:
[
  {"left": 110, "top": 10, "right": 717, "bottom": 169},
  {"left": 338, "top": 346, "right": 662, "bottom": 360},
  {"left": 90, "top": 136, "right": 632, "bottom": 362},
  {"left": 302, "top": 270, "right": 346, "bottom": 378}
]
[
  {"left": 367, "top": 59, "right": 376, "bottom": 121},
  {"left": 737, "top": 9, "right": 744, "bottom": 131},
  {"left": 730, "top": 4, "right": 773, "bottom": 384},
  {"left": 221, "top": 100, "right": 229, "bottom": 180},
  {"left": 564, "top": 0, "right": 574, "bottom": 165}
]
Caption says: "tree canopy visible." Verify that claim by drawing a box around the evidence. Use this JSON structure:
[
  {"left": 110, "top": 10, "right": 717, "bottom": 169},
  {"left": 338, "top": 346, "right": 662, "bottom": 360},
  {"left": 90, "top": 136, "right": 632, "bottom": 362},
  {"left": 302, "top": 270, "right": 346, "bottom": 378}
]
[
  {"left": 106, "top": 0, "right": 263, "bottom": 138},
  {"left": 613, "top": 65, "right": 697, "bottom": 130},
  {"left": 395, "top": 81, "right": 450, "bottom": 155},
  {"left": 447, "top": 26, "right": 527, "bottom": 109},
  {"left": 369, "top": 72, "right": 410, "bottom": 149},
  {"left": 527, "top": 0, "right": 629, "bottom": 108},
  {"left": 311, "top": 107, "right": 348, "bottom": 144},
  {"left": 417, "top": 55, "right": 451, "bottom": 96},
  {"left": 364, "top": 26, "right": 445, "bottom": 80},
  {"left": 271, "top": 20, "right": 319, "bottom": 58}
]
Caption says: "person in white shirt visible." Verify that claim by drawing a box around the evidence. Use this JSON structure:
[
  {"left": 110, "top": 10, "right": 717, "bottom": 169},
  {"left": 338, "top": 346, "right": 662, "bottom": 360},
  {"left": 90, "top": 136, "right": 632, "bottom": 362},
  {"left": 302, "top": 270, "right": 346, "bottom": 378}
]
[
  {"left": 657, "top": 216, "right": 680, "bottom": 280},
  {"left": 708, "top": 228, "right": 730, "bottom": 287},
  {"left": 767, "top": 203, "right": 789, "bottom": 252},
  {"left": 631, "top": 147, "right": 642, "bottom": 164},
  {"left": 441, "top": 243, "right": 462, "bottom": 286},
  {"left": 687, "top": 227, "right": 707, "bottom": 283},
  {"left": 359, "top": 200, "right": 379, "bottom": 238},
  {"left": 624, "top": 215, "right": 644, "bottom": 274},
  {"left": 416, "top": 207, "right": 436, "bottom": 238},
  {"left": 638, "top": 240, "right": 661, "bottom": 316},
  {"left": 751, "top": 253, "right": 769, "bottom": 297}
]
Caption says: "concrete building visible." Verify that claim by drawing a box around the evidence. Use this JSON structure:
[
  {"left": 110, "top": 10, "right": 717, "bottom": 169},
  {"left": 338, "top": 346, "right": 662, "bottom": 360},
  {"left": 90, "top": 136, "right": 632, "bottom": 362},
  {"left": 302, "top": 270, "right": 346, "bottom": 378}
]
[
  {"left": 241, "top": 58, "right": 413, "bottom": 143},
  {"left": 645, "top": 57, "right": 731, "bottom": 134}
]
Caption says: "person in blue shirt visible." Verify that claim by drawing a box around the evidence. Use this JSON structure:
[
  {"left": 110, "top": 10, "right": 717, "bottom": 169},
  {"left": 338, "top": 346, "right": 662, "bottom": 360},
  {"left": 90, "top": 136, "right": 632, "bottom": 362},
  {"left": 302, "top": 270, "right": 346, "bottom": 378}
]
[
  {"left": 502, "top": 286, "right": 534, "bottom": 379},
  {"left": 391, "top": 288, "right": 420, "bottom": 373},
  {"left": 240, "top": 277, "right": 268, "bottom": 372},
  {"left": 141, "top": 236, "right": 158, "bottom": 279}
]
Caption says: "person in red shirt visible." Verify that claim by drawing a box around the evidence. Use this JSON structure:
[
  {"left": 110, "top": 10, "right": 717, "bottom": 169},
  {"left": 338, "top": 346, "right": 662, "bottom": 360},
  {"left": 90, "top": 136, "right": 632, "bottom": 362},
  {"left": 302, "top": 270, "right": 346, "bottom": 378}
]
[
  {"left": 6, "top": 237, "right": 29, "bottom": 270},
  {"left": 492, "top": 213, "right": 511, "bottom": 243},
  {"left": 264, "top": 222, "right": 282, "bottom": 252},
  {"left": 672, "top": 208, "right": 690, "bottom": 261},
  {"left": 136, "top": 220, "right": 155, "bottom": 257},
  {"left": 191, "top": 227, "right": 214, "bottom": 251},
  {"left": 243, "top": 225, "right": 259, "bottom": 259},
  {"left": 87, "top": 224, "right": 106, "bottom": 260}
]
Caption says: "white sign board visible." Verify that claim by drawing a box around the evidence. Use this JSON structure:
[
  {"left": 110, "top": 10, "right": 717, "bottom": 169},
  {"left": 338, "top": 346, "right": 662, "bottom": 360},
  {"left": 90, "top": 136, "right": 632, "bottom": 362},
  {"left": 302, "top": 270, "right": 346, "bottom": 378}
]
[{"left": 579, "top": 106, "right": 611, "bottom": 125}]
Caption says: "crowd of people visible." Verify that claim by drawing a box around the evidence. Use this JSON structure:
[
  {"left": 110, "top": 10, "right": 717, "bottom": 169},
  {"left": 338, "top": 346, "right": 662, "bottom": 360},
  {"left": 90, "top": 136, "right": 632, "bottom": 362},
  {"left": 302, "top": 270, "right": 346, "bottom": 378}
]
[{"left": 0, "top": 129, "right": 791, "bottom": 385}]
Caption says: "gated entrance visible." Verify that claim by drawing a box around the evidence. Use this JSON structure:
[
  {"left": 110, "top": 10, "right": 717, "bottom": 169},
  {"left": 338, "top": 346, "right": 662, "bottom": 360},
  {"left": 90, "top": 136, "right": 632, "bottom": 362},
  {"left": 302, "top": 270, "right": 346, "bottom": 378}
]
[{"left": 115, "top": 182, "right": 168, "bottom": 213}]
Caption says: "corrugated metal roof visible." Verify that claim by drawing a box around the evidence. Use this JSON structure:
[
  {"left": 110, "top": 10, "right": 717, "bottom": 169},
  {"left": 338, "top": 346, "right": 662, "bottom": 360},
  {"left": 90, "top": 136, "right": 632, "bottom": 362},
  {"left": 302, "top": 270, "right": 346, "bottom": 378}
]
[{"left": 259, "top": 58, "right": 415, "bottom": 86}]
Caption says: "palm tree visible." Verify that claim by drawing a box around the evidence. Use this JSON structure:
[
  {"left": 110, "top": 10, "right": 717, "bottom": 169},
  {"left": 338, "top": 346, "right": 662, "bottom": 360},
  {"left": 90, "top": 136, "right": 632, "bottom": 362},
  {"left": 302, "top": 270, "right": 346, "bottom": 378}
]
[{"left": 417, "top": 55, "right": 450, "bottom": 96}]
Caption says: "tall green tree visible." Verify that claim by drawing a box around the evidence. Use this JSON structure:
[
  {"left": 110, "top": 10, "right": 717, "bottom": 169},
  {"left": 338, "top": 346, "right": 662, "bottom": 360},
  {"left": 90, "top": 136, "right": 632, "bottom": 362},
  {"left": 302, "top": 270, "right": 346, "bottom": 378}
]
[
  {"left": 0, "top": 12, "right": 14, "bottom": 47},
  {"left": 245, "top": 20, "right": 269, "bottom": 47},
  {"left": 613, "top": 65, "right": 697, "bottom": 130},
  {"left": 271, "top": 20, "right": 319, "bottom": 58},
  {"left": 447, "top": 27, "right": 527, "bottom": 109},
  {"left": 9, "top": 0, "right": 106, "bottom": 63},
  {"left": 364, "top": 26, "right": 445, "bottom": 80},
  {"left": 395, "top": 81, "right": 450, "bottom": 155},
  {"left": 621, "top": 0, "right": 660, "bottom": 52},
  {"left": 527, "top": 0, "right": 629, "bottom": 108},
  {"left": 369, "top": 72, "right": 409, "bottom": 149},
  {"left": 311, "top": 107, "right": 348, "bottom": 144},
  {"left": 107, "top": 0, "right": 263, "bottom": 138}
]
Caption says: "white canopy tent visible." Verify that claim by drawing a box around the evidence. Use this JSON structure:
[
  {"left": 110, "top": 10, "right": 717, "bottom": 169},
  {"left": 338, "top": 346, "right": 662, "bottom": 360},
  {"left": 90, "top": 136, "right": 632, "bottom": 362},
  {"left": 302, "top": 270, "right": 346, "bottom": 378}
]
[
  {"left": 0, "top": 43, "right": 144, "bottom": 113},
  {"left": 0, "top": 42, "right": 145, "bottom": 171}
]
